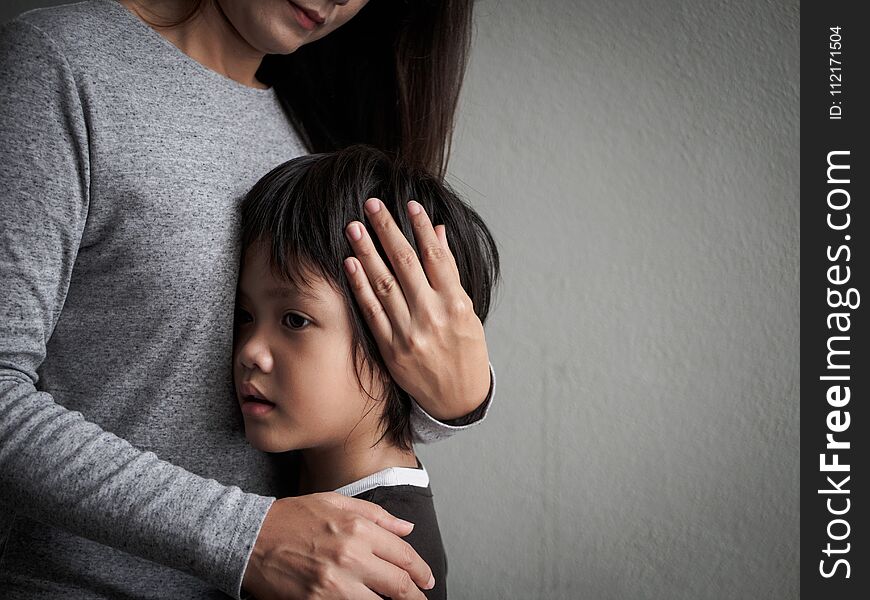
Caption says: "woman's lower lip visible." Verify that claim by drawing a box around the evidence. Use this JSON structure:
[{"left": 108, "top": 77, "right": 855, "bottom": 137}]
[
  {"left": 241, "top": 400, "right": 276, "bottom": 417},
  {"left": 289, "top": 2, "right": 318, "bottom": 31}
]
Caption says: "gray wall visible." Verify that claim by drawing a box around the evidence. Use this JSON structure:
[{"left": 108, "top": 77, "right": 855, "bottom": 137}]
[
  {"left": 427, "top": 1, "right": 799, "bottom": 598},
  {"left": 3, "top": 1, "right": 800, "bottom": 598}
]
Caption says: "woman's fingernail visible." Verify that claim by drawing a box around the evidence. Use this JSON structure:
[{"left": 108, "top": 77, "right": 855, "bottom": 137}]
[
  {"left": 346, "top": 223, "right": 363, "bottom": 241},
  {"left": 344, "top": 257, "right": 357, "bottom": 274},
  {"left": 407, "top": 200, "right": 422, "bottom": 216},
  {"left": 425, "top": 574, "right": 435, "bottom": 590},
  {"left": 398, "top": 518, "right": 414, "bottom": 531},
  {"left": 365, "top": 198, "right": 381, "bottom": 214}
]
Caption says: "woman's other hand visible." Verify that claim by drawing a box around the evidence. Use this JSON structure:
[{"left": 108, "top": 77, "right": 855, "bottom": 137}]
[
  {"left": 343, "top": 198, "right": 491, "bottom": 421},
  {"left": 243, "top": 493, "right": 434, "bottom": 600}
]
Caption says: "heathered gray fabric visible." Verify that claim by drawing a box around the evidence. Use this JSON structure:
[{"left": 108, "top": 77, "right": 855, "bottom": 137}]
[{"left": 0, "top": 1, "right": 493, "bottom": 597}]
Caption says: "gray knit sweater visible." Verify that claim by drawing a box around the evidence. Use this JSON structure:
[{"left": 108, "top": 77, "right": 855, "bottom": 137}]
[{"left": 0, "top": 1, "right": 493, "bottom": 597}]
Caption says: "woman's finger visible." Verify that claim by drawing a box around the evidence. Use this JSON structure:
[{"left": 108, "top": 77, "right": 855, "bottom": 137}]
[
  {"left": 343, "top": 256, "right": 395, "bottom": 343},
  {"left": 349, "top": 584, "right": 388, "bottom": 600},
  {"left": 324, "top": 492, "right": 415, "bottom": 538},
  {"left": 434, "top": 224, "right": 448, "bottom": 250},
  {"left": 361, "top": 198, "right": 430, "bottom": 303},
  {"left": 345, "top": 219, "right": 412, "bottom": 334},
  {"left": 321, "top": 493, "right": 432, "bottom": 597},
  {"left": 364, "top": 526, "right": 434, "bottom": 598},
  {"left": 362, "top": 559, "right": 431, "bottom": 600},
  {"left": 408, "top": 201, "right": 461, "bottom": 291}
]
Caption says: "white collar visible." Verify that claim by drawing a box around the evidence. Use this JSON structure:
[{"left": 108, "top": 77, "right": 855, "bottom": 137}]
[{"left": 334, "top": 462, "right": 430, "bottom": 497}]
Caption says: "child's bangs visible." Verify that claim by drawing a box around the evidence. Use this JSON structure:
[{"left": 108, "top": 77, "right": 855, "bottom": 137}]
[{"left": 266, "top": 240, "right": 343, "bottom": 299}]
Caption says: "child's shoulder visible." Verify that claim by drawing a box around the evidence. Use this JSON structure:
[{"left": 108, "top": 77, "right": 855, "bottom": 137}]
[
  {"left": 337, "top": 462, "right": 447, "bottom": 599},
  {"left": 356, "top": 484, "right": 447, "bottom": 600},
  {"left": 356, "top": 483, "right": 437, "bottom": 519},
  {"left": 338, "top": 465, "right": 441, "bottom": 537}
]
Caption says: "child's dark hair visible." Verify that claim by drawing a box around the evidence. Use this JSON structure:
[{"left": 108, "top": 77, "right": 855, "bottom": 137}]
[{"left": 239, "top": 145, "right": 499, "bottom": 450}]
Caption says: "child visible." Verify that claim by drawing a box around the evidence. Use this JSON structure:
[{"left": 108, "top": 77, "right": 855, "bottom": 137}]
[{"left": 233, "top": 145, "right": 499, "bottom": 599}]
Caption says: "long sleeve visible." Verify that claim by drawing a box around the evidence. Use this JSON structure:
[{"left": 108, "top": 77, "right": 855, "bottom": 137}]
[
  {"left": 409, "top": 362, "right": 497, "bottom": 443},
  {"left": 0, "top": 19, "right": 272, "bottom": 598}
]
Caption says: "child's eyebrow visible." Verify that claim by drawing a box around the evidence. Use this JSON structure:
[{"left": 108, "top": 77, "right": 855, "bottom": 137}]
[{"left": 265, "top": 285, "right": 324, "bottom": 304}]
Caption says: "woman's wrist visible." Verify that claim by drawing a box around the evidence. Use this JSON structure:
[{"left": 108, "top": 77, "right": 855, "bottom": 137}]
[
  {"left": 441, "top": 364, "right": 495, "bottom": 426},
  {"left": 416, "top": 360, "right": 493, "bottom": 422}
]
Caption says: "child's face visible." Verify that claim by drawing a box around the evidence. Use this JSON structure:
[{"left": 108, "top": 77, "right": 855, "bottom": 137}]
[{"left": 233, "top": 243, "right": 383, "bottom": 453}]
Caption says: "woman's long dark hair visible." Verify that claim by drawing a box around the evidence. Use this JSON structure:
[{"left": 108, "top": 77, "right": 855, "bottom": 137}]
[
  {"left": 138, "top": 0, "right": 474, "bottom": 177},
  {"left": 258, "top": 0, "right": 473, "bottom": 177}
]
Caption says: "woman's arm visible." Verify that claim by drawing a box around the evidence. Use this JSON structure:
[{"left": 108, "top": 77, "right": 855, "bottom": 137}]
[
  {"left": 0, "top": 18, "right": 278, "bottom": 596},
  {"left": 0, "top": 20, "right": 432, "bottom": 600},
  {"left": 343, "top": 198, "right": 496, "bottom": 426}
]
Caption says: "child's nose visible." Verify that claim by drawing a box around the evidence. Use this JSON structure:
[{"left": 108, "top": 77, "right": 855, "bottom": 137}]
[{"left": 238, "top": 333, "right": 274, "bottom": 373}]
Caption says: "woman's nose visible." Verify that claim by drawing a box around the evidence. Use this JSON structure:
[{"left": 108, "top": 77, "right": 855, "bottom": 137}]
[{"left": 238, "top": 332, "right": 274, "bottom": 373}]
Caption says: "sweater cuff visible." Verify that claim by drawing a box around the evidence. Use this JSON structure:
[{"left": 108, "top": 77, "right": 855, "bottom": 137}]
[
  {"left": 222, "top": 494, "right": 275, "bottom": 600},
  {"left": 410, "top": 362, "right": 496, "bottom": 442}
]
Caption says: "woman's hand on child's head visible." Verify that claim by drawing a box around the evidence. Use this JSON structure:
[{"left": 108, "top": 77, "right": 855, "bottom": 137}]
[
  {"left": 243, "top": 493, "right": 434, "bottom": 600},
  {"left": 343, "top": 198, "right": 492, "bottom": 421}
]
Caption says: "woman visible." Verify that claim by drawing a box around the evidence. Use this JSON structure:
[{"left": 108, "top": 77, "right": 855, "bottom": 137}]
[{"left": 0, "top": 1, "right": 495, "bottom": 598}]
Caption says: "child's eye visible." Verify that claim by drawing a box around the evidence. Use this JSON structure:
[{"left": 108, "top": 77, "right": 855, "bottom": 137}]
[
  {"left": 234, "top": 307, "right": 253, "bottom": 325},
  {"left": 282, "top": 312, "right": 311, "bottom": 330}
]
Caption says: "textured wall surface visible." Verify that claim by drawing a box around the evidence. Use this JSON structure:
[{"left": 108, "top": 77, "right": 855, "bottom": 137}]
[
  {"left": 424, "top": 1, "right": 800, "bottom": 598},
  {"left": 2, "top": 1, "right": 801, "bottom": 598}
]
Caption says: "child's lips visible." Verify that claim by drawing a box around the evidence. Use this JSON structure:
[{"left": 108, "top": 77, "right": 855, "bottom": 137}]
[
  {"left": 241, "top": 396, "right": 276, "bottom": 417},
  {"left": 239, "top": 381, "right": 276, "bottom": 416}
]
